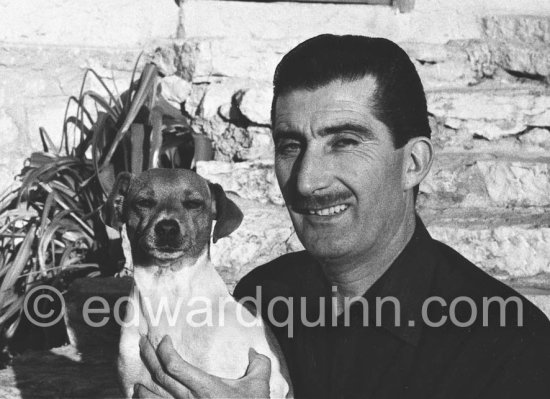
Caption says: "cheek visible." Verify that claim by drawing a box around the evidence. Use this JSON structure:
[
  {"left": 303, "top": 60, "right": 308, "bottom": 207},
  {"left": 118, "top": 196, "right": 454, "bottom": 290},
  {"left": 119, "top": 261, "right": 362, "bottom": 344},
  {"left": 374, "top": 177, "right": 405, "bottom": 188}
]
[
  {"left": 125, "top": 212, "right": 147, "bottom": 238},
  {"left": 274, "top": 158, "right": 295, "bottom": 195},
  {"left": 189, "top": 213, "right": 212, "bottom": 242},
  {"left": 361, "top": 157, "right": 406, "bottom": 215},
  {"left": 338, "top": 153, "right": 404, "bottom": 216},
  {"left": 381, "top": 154, "right": 406, "bottom": 196}
]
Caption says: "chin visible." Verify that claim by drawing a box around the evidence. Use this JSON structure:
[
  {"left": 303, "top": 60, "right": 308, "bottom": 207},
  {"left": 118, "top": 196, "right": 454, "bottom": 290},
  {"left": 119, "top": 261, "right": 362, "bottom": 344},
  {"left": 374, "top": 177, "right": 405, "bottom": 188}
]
[
  {"left": 302, "top": 238, "right": 352, "bottom": 261},
  {"left": 150, "top": 250, "right": 185, "bottom": 262},
  {"left": 137, "top": 245, "right": 185, "bottom": 265}
]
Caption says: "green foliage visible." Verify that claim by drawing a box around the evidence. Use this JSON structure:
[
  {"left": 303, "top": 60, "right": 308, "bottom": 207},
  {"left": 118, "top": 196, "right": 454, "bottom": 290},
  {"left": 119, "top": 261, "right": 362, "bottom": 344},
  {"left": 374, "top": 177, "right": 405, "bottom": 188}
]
[{"left": 0, "top": 58, "right": 204, "bottom": 343}]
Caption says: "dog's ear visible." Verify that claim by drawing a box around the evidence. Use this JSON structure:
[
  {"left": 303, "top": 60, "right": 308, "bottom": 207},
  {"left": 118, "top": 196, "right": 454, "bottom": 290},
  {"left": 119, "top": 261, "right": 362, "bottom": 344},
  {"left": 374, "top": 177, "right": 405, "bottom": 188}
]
[
  {"left": 105, "top": 172, "right": 133, "bottom": 229},
  {"left": 209, "top": 182, "right": 243, "bottom": 243}
]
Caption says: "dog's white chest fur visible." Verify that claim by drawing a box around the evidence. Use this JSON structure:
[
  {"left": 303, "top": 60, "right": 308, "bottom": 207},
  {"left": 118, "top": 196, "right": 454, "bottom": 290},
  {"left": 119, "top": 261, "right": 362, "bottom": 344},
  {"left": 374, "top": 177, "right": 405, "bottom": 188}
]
[{"left": 118, "top": 254, "right": 290, "bottom": 398}]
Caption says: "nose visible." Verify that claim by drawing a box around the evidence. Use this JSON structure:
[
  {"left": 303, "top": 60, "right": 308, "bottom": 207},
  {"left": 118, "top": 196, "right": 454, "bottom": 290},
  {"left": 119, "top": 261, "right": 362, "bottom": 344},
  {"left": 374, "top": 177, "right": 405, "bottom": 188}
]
[
  {"left": 295, "top": 147, "right": 331, "bottom": 196},
  {"left": 154, "top": 219, "right": 180, "bottom": 239}
]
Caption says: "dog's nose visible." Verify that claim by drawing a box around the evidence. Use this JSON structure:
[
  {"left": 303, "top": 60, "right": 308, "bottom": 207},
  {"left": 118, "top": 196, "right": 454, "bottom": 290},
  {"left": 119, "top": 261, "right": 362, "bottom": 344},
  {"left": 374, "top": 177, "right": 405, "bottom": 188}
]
[{"left": 154, "top": 219, "right": 180, "bottom": 238}]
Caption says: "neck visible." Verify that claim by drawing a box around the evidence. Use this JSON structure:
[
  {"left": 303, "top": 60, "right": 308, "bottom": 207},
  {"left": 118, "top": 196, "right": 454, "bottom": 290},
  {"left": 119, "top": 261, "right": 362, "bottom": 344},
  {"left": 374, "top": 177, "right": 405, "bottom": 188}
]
[
  {"left": 320, "top": 208, "right": 416, "bottom": 309},
  {"left": 131, "top": 248, "right": 228, "bottom": 338}
]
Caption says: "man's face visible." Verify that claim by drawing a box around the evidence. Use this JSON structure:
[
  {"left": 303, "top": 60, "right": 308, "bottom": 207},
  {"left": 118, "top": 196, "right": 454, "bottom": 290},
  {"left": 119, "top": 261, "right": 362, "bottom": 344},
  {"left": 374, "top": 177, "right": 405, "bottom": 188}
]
[{"left": 273, "top": 77, "right": 409, "bottom": 264}]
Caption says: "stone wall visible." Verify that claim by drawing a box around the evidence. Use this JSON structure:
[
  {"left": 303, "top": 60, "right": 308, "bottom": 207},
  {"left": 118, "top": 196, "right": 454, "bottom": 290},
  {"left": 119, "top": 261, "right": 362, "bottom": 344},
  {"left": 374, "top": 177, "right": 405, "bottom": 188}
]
[{"left": 0, "top": 1, "right": 549, "bottom": 314}]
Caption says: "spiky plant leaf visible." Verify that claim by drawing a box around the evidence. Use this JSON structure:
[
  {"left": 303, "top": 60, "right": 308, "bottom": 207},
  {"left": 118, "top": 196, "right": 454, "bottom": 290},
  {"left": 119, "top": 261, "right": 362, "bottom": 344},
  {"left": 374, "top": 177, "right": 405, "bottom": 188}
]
[
  {"left": 0, "top": 225, "right": 36, "bottom": 305},
  {"left": 100, "top": 63, "right": 158, "bottom": 170},
  {"left": 0, "top": 54, "right": 209, "bottom": 346}
]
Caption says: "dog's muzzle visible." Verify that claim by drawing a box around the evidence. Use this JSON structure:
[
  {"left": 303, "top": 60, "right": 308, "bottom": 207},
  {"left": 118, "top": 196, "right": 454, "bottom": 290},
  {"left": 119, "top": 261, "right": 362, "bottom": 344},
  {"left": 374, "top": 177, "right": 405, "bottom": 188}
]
[
  {"left": 155, "top": 219, "right": 180, "bottom": 241},
  {"left": 133, "top": 218, "right": 190, "bottom": 262},
  {"left": 152, "top": 219, "right": 185, "bottom": 249}
]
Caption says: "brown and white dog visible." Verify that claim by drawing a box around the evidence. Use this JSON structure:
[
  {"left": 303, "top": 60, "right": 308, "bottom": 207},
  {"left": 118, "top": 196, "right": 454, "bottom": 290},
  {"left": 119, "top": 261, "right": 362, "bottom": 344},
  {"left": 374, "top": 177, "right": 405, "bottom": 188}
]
[{"left": 106, "top": 169, "right": 291, "bottom": 398}]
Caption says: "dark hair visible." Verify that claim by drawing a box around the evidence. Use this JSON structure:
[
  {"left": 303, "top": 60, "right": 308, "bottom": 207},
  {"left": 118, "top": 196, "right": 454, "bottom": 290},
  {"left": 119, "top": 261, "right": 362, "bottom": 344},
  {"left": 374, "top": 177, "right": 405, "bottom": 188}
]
[{"left": 271, "top": 34, "right": 431, "bottom": 148}]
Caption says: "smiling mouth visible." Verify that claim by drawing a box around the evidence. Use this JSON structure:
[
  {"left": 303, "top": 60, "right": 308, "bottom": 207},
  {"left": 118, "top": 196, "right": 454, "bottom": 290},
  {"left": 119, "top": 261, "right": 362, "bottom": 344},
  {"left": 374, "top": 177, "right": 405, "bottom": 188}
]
[{"left": 297, "top": 204, "right": 349, "bottom": 216}]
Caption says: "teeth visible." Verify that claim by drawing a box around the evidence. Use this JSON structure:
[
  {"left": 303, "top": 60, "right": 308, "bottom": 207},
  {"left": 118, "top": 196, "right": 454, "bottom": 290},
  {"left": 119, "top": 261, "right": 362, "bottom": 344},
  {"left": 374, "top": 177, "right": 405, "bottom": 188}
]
[{"left": 307, "top": 204, "right": 348, "bottom": 216}]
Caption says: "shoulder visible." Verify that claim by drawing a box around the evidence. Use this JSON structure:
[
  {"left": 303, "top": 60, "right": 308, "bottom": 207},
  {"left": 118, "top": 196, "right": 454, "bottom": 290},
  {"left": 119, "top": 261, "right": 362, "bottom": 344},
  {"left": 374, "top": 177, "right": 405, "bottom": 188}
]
[{"left": 429, "top": 238, "right": 550, "bottom": 333}]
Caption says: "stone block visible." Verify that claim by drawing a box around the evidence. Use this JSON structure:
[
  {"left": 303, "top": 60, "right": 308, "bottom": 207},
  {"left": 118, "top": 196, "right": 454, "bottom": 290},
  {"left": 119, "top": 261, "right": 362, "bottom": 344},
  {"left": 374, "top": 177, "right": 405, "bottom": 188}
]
[
  {"left": 0, "top": 45, "right": 139, "bottom": 73},
  {"left": 25, "top": 99, "right": 73, "bottom": 152},
  {"left": 238, "top": 86, "right": 272, "bottom": 126},
  {"left": 491, "top": 42, "right": 550, "bottom": 79},
  {"left": 206, "top": 39, "right": 290, "bottom": 82},
  {"left": 192, "top": 110, "right": 274, "bottom": 161},
  {"left": 504, "top": 273, "right": 550, "bottom": 293},
  {"left": 190, "top": 85, "right": 550, "bottom": 148},
  {"left": 483, "top": 16, "right": 550, "bottom": 78},
  {"left": 404, "top": 41, "right": 482, "bottom": 87},
  {"left": 0, "top": 164, "right": 20, "bottom": 198},
  {"left": 243, "top": 127, "right": 275, "bottom": 161},
  {"left": 150, "top": 45, "right": 179, "bottom": 77},
  {"left": 0, "top": 109, "right": 23, "bottom": 146},
  {"left": 477, "top": 161, "right": 550, "bottom": 207},
  {"left": 416, "top": 59, "right": 479, "bottom": 89},
  {"left": 428, "top": 223, "right": 550, "bottom": 278},
  {"left": 198, "top": 157, "right": 550, "bottom": 209},
  {"left": 210, "top": 198, "right": 302, "bottom": 287},
  {"left": 420, "top": 156, "right": 550, "bottom": 208},
  {"left": 431, "top": 124, "right": 550, "bottom": 156},
  {"left": 518, "top": 128, "right": 550, "bottom": 150},
  {"left": 0, "top": 45, "right": 138, "bottom": 109},
  {"left": 427, "top": 89, "right": 550, "bottom": 140},
  {"left": 0, "top": 0, "right": 178, "bottom": 47},
  {"left": 0, "top": 107, "right": 31, "bottom": 195},
  {"left": 483, "top": 15, "right": 550, "bottom": 47},
  {"left": 0, "top": 72, "right": 66, "bottom": 106},
  {"left": 179, "top": 38, "right": 482, "bottom": 90},
  {"left": 197, "top": 161, "right": 283, "bottom": 205},
  {"left": 187, "top": 79, "right": 248, "bottom": 119},
  {"left": 159, "top": 75, "right": 192, "bottom": 108}
]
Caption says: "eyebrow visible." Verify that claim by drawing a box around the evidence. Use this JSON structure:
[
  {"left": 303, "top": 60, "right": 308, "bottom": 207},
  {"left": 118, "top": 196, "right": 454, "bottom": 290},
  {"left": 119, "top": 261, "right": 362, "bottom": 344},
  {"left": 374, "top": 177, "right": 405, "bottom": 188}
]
[
  {"left": 318, "top": 123, "right": 375, "bottom": 139},
  {"left": 182, "top": 189, "right": 204, "bottom": 199},
  {"left": 272, "top": 129, "right": 302, "bottom": 142},
  {"left": 273, "top": 122, "right": 375, "bottom": 141}
]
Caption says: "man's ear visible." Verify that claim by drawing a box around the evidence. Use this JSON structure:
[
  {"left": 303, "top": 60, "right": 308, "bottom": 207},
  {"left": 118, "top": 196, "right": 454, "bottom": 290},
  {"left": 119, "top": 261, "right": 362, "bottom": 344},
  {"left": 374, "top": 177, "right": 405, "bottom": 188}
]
[
  {"left": 209, "top": 182, "right": 244, "bottom": 243},
  {"left": 105, "top": 172, "right": 133, "bottom": 230},
  {"left": 402, "top": 136, "right": 434, "bottom": 191}
]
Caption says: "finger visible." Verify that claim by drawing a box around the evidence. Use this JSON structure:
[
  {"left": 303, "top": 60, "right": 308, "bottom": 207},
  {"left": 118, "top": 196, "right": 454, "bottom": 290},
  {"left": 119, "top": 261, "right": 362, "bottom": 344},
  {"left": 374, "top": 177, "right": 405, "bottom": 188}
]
[
  {"left": 133, "top": 382, "right": 171, "bottom": 398},
  {"left": 134, "top": 382, "right": 171, "bottom": 398},
  {"left": 140, "top": 335, "right": 194, "bottom": 399},
  {"left": 156, "top": 335, "right": 219, "bottom": 396},
  {"left": 245, "top": 348, "right": 272, "bottom": 379},
  {"left": 132, "top": 383, "right": 165, "bottom": 398}
]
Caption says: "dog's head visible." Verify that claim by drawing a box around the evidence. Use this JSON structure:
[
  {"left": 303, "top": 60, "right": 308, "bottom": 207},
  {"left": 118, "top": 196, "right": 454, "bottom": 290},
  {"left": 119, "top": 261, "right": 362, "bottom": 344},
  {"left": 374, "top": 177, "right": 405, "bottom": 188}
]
[{"left": 105, "top": 169, "right": 243, "bottom": 266}]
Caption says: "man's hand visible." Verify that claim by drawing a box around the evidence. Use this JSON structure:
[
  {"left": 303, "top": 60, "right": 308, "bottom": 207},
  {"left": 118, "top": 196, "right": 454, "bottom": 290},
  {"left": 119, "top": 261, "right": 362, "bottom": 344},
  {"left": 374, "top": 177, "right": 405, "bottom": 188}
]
[{"left": 134, "top": 335, "right": 272, "bottom": 399}]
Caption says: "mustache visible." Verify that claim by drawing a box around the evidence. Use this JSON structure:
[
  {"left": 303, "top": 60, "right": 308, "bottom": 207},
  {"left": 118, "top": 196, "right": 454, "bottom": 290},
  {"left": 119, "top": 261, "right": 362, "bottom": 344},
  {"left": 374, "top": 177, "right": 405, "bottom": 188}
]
[{"left": 289, "top": 191, "right": 353, "bottom": 211}]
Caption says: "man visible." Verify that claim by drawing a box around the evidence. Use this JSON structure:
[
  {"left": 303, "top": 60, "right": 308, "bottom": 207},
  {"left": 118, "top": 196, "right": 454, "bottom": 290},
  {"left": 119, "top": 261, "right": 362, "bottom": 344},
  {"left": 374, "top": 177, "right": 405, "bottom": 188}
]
[{"left": 135, "top": 35, "right": 550, "bottom": 398}]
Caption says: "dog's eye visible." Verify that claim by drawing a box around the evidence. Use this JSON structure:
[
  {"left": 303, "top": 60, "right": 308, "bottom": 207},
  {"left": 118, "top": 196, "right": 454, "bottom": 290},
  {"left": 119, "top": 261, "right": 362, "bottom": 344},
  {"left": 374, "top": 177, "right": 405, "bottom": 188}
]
[
  {"left": 183, "top": 200, "right": 203, "bottom": 209},
  {"left": 135, "top": 198, "right": 156, "bottom": 208}
]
